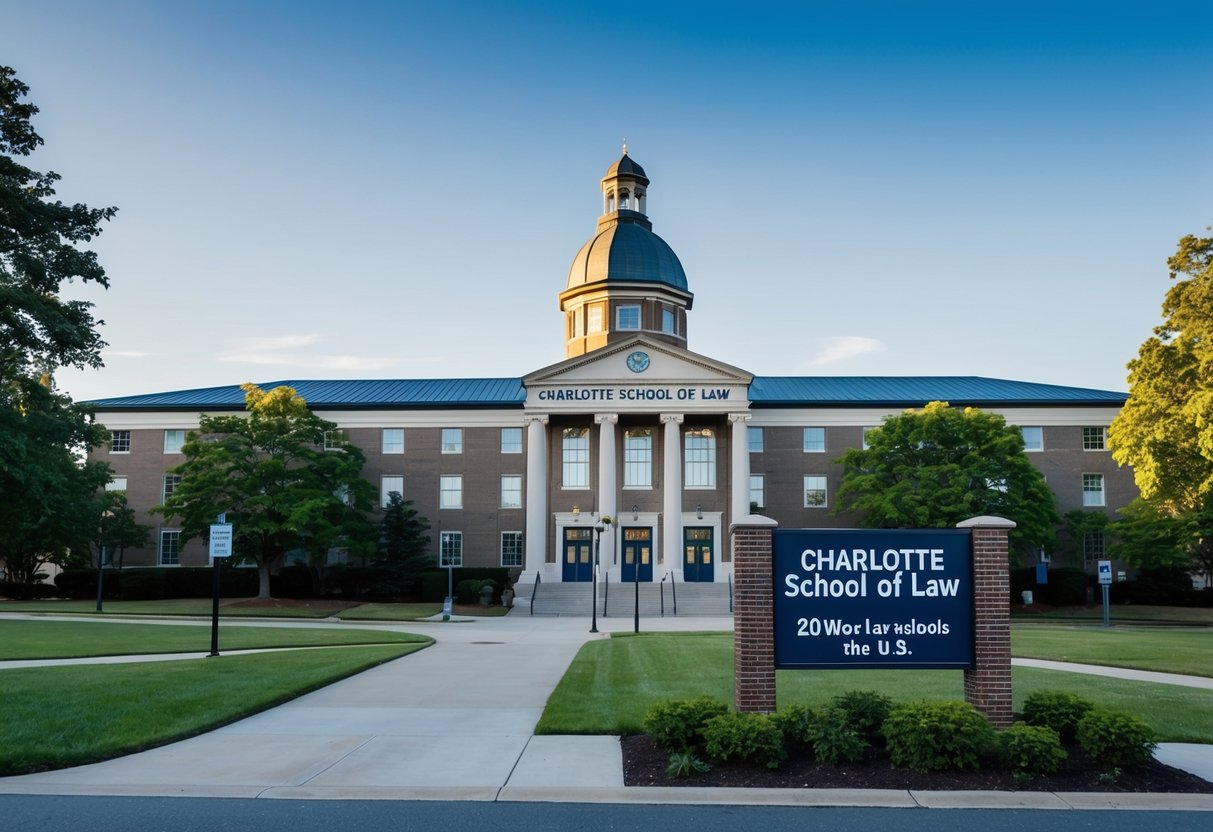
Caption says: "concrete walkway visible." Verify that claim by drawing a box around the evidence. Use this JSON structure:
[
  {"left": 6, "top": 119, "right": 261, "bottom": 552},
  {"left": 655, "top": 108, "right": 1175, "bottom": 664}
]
[{"left": 0, "top": 613, "right": 1210, "bottom": 809}]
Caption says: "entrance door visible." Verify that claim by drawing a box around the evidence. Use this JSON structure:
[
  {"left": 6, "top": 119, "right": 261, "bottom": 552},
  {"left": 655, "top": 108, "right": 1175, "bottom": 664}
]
[
  {"left": 683, "top": 527, "right": 714, "bottom": 582},
  {"left": 562, "top": 528, "right": 593, "bottom": 582},
  {"left": 620, "top": 527, "right": 653, "bottom": 582}
]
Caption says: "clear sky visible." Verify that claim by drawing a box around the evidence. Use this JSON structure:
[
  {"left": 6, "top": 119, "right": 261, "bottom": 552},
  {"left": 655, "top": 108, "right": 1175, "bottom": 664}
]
[{"left": 5, "top": 1, "right": 1211, "bottom": 402}]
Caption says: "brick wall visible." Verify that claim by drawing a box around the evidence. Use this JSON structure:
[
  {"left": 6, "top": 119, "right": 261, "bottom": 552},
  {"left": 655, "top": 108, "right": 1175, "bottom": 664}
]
[{"left": 732, "top": 519, "right": 777, "bottom": 713}]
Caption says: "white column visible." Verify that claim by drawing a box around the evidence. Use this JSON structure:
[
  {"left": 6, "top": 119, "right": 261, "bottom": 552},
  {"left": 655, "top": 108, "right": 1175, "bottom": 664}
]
[
  {"left": 730, "top": 413, "right": 752, "bottom": 522},
  {"left": 661, "top": 413, "right": 684, "bottom": 576},
  {"left": 596, "top": 413, "right": 618, "bottom": 571},
  {"left": 523, "top": 414, "right": 549, "bottom": 581}
]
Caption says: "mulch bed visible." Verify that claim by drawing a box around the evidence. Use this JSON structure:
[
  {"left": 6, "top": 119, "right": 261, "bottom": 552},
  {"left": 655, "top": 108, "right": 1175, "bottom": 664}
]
[{"left": 622, "top": 735, "right": 1213, "bottom": 793}]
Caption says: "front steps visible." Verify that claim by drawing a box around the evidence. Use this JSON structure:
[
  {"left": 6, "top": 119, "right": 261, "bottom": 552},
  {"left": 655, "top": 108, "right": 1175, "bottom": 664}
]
[{"left": 513, "top": 579, "right": 732, "bottom": 617}]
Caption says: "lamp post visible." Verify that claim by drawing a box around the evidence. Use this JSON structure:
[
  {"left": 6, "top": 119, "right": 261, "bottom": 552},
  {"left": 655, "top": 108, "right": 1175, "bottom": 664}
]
[
  {"left": 631, "top": 504, "right": 641, "bottom": 633},
  {"left": 590, "top": 515, "right": 612, "bottom": 633},
  {"left": 95, "top": 509, "right": 113, "bottom": 613}
]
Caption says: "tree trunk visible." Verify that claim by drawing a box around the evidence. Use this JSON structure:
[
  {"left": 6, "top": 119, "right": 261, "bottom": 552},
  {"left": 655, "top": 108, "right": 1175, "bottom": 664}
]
[{"left": 257, "top": 561, "right": 272, "bottom": 599}]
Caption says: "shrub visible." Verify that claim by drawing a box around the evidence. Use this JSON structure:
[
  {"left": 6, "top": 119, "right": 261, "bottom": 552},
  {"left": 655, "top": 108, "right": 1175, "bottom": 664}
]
[
  {"left": 1076, "top": 708, "right": 1158, "bottom": 773},
  {"left": 883, "top": 701, "right": 995, "bottom": 772},
  {"left": 702, "top": 712, "right": 787, "bottom": 769},
  {"left": 1041, "top": 567, "right": 1089, "bottom": 606},
  {"left": 811, "top": 708, "right": 867, "bottom": 764},
  {"left": 665, "top": 751, "right": 711, "bottom": 778},
  {"left": 643, "top": 697, "right": 729, "bottom": 752},
  {"left": 454, "top": 579, "right": 484, "bottom": 604},
  {"left": 770, "top": 704, "right": 818, "bottom": 745},
  {"left": 119, "top": 569, "right": 166, "bottom": 601},
  {"left": 1022, "top": 690, "right": 1095, "bottom": 743},
  {"left": 831, "top": 690, "right": 893, "bottom": 745},
  {"left": 999, "top": 723, "right": 1067, "bottom": 782}
]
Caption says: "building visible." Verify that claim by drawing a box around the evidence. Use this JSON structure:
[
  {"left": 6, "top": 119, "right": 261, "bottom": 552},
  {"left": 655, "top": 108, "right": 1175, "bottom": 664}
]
[{"left": 87, "top": 152, "right": 1134, "bottom": 590}]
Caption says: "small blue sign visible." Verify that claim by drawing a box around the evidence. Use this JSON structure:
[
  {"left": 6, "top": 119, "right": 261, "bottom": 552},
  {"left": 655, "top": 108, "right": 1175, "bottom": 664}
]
[{"left": 774, "top": 529, "right": 974, "bottom": 669}]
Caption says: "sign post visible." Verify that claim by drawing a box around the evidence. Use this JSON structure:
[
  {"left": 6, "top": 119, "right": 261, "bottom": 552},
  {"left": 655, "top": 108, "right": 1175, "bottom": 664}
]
[
  {"left": 1098, "top": 559, "right": 1112, "bottom": 628},
  {"left": 208, "top": 516, "right": 233, "bottom": 656}
]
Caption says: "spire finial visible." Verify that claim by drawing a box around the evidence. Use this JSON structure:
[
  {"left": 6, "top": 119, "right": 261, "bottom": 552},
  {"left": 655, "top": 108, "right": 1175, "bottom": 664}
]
[{"left": 622, "top": 138, "right": 628, "bottom": 156}]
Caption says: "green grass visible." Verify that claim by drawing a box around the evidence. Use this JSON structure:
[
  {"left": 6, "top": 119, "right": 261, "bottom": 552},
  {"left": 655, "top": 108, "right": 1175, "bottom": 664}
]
[
  {"left": 1012, "top": 604, "right": 1213, "bottom": 625},
  {"left": 1013, "top": 624, "right": 1213, "bottom": 677},
  {"left": 536, "top": 632, "right": 1213, "bottom": 743},
  {"left": 0, "top": 619, "right": 427, "bottom": 660},
  {"left": 0, "top": 643, "right": 427, "bottom": 775},
  {"left": 0, "top": 597, "right": 515, "bottom": 619}
]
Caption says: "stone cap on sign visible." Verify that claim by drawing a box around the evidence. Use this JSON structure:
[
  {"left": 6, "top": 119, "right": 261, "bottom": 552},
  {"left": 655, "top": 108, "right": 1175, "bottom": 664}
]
[
  {"left": 730, "top": 514, "right": 779, "bottom": 534},
  {"left": 956, "top": 515, "right": 1017, "bottom": 529}
]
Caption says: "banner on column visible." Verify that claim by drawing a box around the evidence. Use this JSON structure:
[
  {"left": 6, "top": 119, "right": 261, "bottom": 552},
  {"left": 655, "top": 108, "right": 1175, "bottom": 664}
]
[{"left": 773, "top": 528, "right": 973, "bottom": 669}]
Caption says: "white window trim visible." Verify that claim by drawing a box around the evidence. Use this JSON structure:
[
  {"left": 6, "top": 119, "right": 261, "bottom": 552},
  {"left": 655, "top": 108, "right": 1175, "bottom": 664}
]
[
  {"left": 500, "top": 427, "right": 523, "bottom": 454},
  {"left": 803, "top": 427, "right": 826, "bottom": 453},
  {"left": 804, "top": 475, "right": 828, "bottom": 508},
  {"left": 1083, "top": 426, "right": 1107, "bottom": 452},
  {"left": 382, "top": 428, "right": 405, "bottom": 455},
  {"left": 1082, "top": 473, "right": 1105, "bottom": 507},
  {"left": 440, "top": 475, "right": 463, "bottom": 509},
  {"left": 158, "top": 529, "right": 181, "bottom": 566},
  {"left": 110, "top": 430, "right": 131, "bottom": 454},
  {"left": 1021, "top": 426, "right": 1044, "bottom": 453},
  {"left": 441, "top": 428, "right": 463, "bottom": 454},
  {"left": 500, "top": 531, "right": 524, "bottom": 567},
  {"left": 500, "top": 475, "right": 523, "bottom": 509},
  {"left": 164, "top": 429, "right": 185, "bottom": 455},
  {"left": 381, "top": 475, "right": 404, "bottom": 508},
  {"left": 616, "top": 304, "right": 641, "bottom": 331},
  {"left": 439, "top": 531, "right": 463, "bottom": 567}
]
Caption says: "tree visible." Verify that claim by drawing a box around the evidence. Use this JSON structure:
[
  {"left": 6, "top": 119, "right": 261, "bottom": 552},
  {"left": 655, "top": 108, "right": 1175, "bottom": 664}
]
[
  {"left": 156, "top": 384, "right": 377, "bottom": 599},
  {"left": 1, "top": 66, "right": 117, "bottom": 380},
  {"left": 1108, "top": 232, "right": 1213, "bottom": 584},
  {"left": 1110, "top": 497, "right": 1213, "bottom": 585},
  {"left": 0, "top": 66, "right": 117, "bottom": 584},
  {"left": 836, "top": 401, "right": 1060, "bottom": 556},
  {"left": 1054, "top": 509, "right": 1109, "bottom": 567},
  {"left": 96, "top": 490, "right": 151, "bottom": 569},
  {"left": 376, "top": 492, "right": 432, "bottom": 595}
]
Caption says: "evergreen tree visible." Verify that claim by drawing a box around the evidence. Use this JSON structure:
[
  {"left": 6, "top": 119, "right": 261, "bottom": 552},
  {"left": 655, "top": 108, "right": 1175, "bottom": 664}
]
[{"left": 377, "top": 491, "right": 432, "bottom": 595}]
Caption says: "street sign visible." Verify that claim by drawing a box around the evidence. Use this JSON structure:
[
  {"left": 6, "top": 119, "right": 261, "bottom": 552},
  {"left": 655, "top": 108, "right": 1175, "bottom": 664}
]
[
  {"left": 209, "top": 523, "right": 234, "bottom": 558},
  {"left": 1097, "top": 560, "right": 1112, "bottom": 586}
]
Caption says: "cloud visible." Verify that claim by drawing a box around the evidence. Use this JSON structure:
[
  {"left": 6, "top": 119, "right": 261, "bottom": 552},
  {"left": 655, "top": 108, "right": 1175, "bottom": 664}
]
[
  {"left": 218, "top": 334, "right": 397, "bottom": 372},
  {"left": 801, "top": 336, "right": 884, "bottom": 369},
  {"left": 105, "top": 350, "right": 151, "bottom": 358}
]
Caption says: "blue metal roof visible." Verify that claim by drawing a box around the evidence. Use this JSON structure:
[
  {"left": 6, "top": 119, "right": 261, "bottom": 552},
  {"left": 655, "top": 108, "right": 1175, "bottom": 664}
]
[
  {"left": 85, "top": 375, "right": 1125, "bottom": 412},
  {"left": 86, "top": 378, "right": 527, "bottom": 411},
  {"left": 748, "top": 376, "right": 1127, "bottom": 407}
]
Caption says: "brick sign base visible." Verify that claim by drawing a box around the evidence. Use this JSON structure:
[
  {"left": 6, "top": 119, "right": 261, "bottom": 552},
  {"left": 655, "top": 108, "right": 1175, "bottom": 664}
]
[{"left": 731, "top": 515, "right": 1014, "bottom": 727}]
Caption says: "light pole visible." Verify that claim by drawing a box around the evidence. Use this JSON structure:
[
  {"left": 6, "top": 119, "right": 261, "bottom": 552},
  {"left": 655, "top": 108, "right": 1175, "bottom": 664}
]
[
  {"left": 95, "top": 509, "right": 113, "bottom": 613},
  {"left": 590, "top": 515, "right": 612, "bottom": 633}
]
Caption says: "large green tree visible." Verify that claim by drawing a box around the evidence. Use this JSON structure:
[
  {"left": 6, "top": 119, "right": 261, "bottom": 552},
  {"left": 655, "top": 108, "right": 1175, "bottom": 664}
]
[
  {"left": 1108, "top": 232, "right": 1213, "bottom": 582},
  {"left": 156, "top": 384, "right": 377, "bottom": 599},
  {"left": 0, "top": 66, "right": 116, "bottom": 584},
  {"left": 836, "top": 401, "right": 1059, "bottom": 556},
  {"left": 376, "top": 491, "right": 432, "bottom": 595}
]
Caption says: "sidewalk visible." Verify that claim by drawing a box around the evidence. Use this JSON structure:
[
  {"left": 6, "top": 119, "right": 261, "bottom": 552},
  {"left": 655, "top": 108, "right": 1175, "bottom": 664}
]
[{"left": 0, "top": 613, "right": 1210, "bottom": 809}]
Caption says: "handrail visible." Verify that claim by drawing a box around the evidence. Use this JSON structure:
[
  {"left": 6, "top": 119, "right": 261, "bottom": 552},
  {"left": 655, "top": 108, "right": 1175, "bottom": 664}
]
[
  {"left": 530, "top": 572, "right": 541, "bottom": 616},
  {"left": 728, "top": 572, "right": 734, "bottom": 614},
  {"left": 602, "top": 572, "right": 609, "bottom": 618},
  {"left": 659, "top": 573, "right": 667, "bottom": 617},
  {"left": 671, "top": 572, "right": 678, "bottom": 615}
]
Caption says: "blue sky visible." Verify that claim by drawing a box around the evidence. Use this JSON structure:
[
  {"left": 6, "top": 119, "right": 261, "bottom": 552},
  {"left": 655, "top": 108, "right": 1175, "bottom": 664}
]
[{"left": 5, "top": 1, "right": 1211, "bottom": 401}]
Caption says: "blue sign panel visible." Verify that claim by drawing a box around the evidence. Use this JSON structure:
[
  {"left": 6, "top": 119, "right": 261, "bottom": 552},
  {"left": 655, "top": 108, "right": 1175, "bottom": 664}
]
[{"left": 774, "top": 529, "right": 974, "bottom": 669}]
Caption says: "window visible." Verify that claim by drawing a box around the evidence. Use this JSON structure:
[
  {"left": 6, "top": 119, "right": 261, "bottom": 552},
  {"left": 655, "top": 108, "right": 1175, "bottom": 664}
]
[
  {"left": 803, "top": 427, "right": 826, "bottom": 453},
  {"left": 1083, "top": 531, "right": 1106, "bottom": 568},
  {"left": 159, "top": 530, "right": 181, "bottom": 566},
  {"left": 623, "top": 429, "right": 652, "bottom": 488},
  {"left": 323, "top": 430, "right": 348, "bottom": 451},
  {"left": 985, "top": 477, "right": 1008, "bottom": 493},
  {"left": 381, "top": 475, "right": 404, "bottom": 508},
  {"left": 617, "top": 305, "right": 640, "bottom": 330},
  {"left": 747, "top": 426, "right": 763, "bottom": 453},
  {"left": 163, "top": 429, "right": 185, "bottom": 454},
  {"left": 587, "top": 303, "right": 604, "bottom": 333},
  {"left": 1083, "top": 427, "right": 1106, "bottom": 451},
  {"left": 440, "top": 475, "right": 463, "bottom": 509},
  {"left": 1082, "top": 473, "right": 1105, "bottom": 507},
  {"left": 500, "top": 475, "right": 522, "bottom": 509},
  {"left": 501, "top": 427, "right": 523, "bottom": 454},
  {"left": 562, "top": 427, "right": 589, "bottom": 488},
  {"left": 110, "top": 430, "right": 131, "bottom": 454},
  {"left": 439, "top": 531, "right": 463, "bottom": 567},
  {"left": 441, "top": 428, "right": 463, "bottom": 454},
  {"left": 501, "top": 531, "right": 524, "bottom": 567},
  {"left": 684, "top": 428, "right": 716, "bottom": 489},
  {"left": 661, "top": 308, "right": 675, "bottom": 334},
  {"left": 162, "top": 474, "right": 181, "bottom": 502},
  {"left": 804, "top": 476, "right": 828, "bottom": 508},
  {"left": 382, "top": 428, "right": 404, "bottom": 454},
  {"left": 749, "top": 475, "right": 765, "bottom": 510},
  {"left": 105, "top": 477, "right": 128, "bottom": 492},
  {"left": 1021, "top": 426, "right": 1043, "bottom": 452}
]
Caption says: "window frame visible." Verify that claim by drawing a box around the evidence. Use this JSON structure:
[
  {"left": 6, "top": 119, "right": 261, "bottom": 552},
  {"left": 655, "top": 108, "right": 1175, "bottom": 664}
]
[
  {"left": 163, "top": 429, "right": 185, "bottom": 455},
  {"left": 500, "top": 427, "right": 523, "bottom": 454},
  {"left": 440, "top": 475, "right": 463, "bottom": 509},
  {"left": 500, "top": 531, "right": 524, "bottom": 567},
  {"left": 562, "top": 427, "right": 590, "bottom": 489},
  {"left": 1083, "top": 426, "right": 1107, "bottom": 451},
  {"left": 1082, "top": 473, "right": 1105, "bottom": 507},
  {"left": 684, "top": 428, "right": 716, "bottom": 490},
  {"left": 802, "top": 427, "right": 826, "bottom": 453},
  {"left": 323, "top": 430, "right": 348, "bottom": 451},
  {"left": 110, "top": 430, "right": 131, "bottom": 454},
  {"left": 105, "top": 476, "right": 128, "bottom": 492},
  {"left": 441, "top": 428, "right": 463, "bottom": 454},
  {"left": 747, "top": 426, "right": 763, "bottom": 453},
  {"left": 623, "top": 428, "right": 653, "bottom": 489},
  {"left": 616, "top": 304, "right": 641, "bottom": 331},
  {"left": 439, "top": 531, "right": 463, "bottom": 567},
  {"left": 381, "top": 475, "right": 404, "bottom": 508},
  {"left": 804, "top": 475, "right": 828, "bottom": 508},
  {"left": 382, "top": 428, "right": 404, "bottom": 455},
  {"left": 500, "top": 474, "right": 523, "bottom": 509},
  {"left": 749, "top": 474, "right": 765, "bottom": 510},
  {"left": 158, "top": 529, "right": 181, "bottom": 566},
  {"left": 162, "top": 474, "right": 181, "bottom": 502},
  {"left": 1021, "top": 426, "right": 1044, "bottom": 453}
]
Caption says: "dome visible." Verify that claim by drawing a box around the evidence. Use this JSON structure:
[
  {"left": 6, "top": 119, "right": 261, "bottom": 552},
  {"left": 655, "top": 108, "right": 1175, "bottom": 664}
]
[
  {"left": 604, "top": 154, "right": 648, "bottom": 184},
  {"left": 567, "top": 221, "right": 688, "bottom": 292}
]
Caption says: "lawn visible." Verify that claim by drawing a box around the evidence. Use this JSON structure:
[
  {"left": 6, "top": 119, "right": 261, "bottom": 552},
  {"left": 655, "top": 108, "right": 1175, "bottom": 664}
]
[
  {"left": 535, "top": 631, "right": 1213, "bottom": 743},
  {"left": 1013, "top": 624, "right": 1213, "bottom": 677},
  {"left": 0, "top": 598, "right": 514, "bottom": 620},
  {"left": 0, "top": 619, "right": 427, "bottom": 660},
  {"left": 0, "top": 643, "right": 427, "bottom": 775},
  {"left": 1013, "top": 604, "right": 1213, "bottom": 625}
]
